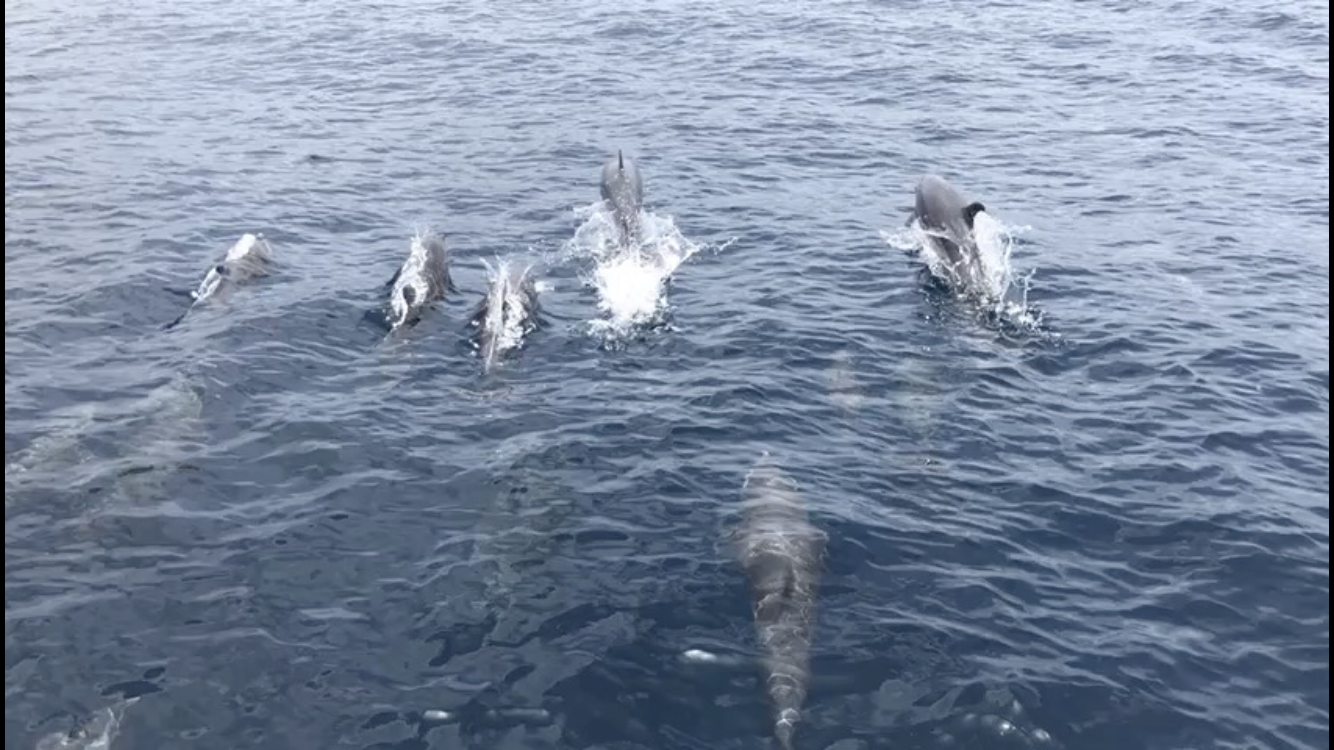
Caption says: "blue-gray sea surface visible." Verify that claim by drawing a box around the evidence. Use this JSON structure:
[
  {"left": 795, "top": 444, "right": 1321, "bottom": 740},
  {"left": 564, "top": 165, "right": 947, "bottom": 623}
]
[{"left": 5, "top": 0, "right": 1329, "bottom": 748}]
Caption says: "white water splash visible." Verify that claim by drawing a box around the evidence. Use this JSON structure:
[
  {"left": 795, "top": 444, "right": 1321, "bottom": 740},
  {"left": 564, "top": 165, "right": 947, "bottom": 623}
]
[
  {"left": 564, "top": 202, "right": 707, "bottom": 343},
  {"left": 474, "top": 257, "right": 540, "bottom": 369},
  {"left": 884, "top": 214, "right": 1042, "bottom": 331},
  {"left": 970, "top": 212, "right": 1013, "bottom": 300},
  {"left": 389, "top": 228, "right": 446, "bottom": 331}
]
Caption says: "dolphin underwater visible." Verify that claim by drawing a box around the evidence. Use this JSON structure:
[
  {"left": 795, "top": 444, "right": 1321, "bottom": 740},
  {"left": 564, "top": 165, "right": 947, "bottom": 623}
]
[
  {"left": 732, "top": 453, "right": 827, "bottom": 750},
  {"left": 911, "top": 173, "right": 990, "bottom": 289},
  {"left": 384, "top": 229, "right": 452, "bottom": 332},
  {"left": 600, "top": 149, "right": 644, "bottom": 247},
  {"left": 468, "top": 258, "right": 540, "bottom": 371}
]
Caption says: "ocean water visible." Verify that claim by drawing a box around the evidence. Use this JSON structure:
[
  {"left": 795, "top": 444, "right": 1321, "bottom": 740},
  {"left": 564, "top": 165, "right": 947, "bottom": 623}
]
[{"left": 4, "top": 0, "right": 1328, "bottom": 748}]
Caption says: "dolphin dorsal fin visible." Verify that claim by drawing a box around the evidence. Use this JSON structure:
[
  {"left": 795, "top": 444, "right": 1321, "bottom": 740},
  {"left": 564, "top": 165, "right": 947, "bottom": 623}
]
[
  {"left": 962, "top": 201, "right": 987, "bottom": 230},
  {"left": 618, "top": 150, "right": 624, "bottom": 170}
]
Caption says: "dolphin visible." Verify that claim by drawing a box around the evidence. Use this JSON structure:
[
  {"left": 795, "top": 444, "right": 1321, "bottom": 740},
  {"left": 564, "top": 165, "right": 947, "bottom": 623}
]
[
  {"left": 732, "top": 453, "right": 827, "bottom": 750},
  {"left": 35, "top": 697, "right": 138, "bottom": 750},
  {"left": 911, "top": 174, "right": 989, "bottom": 289},
  {"left": 191, "top": 232, "right": 274, "bottom": 304},
  {"left": 384, "top": 229, "right": 451, "bottom": 332},
  {"left": 600, "top": 149, "right": 644, "bottom": 247},
  {"left": 167, "top": 233, "right": 273, "bottom": 328},
  {"left": 468, "top": 258, "right": 540, "bottom": 371}
]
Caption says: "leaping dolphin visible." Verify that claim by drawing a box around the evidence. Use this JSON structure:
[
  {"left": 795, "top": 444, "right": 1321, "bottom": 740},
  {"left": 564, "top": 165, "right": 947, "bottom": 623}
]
[
  {"left": 911, "top": 173, "right": 989, "bottom": 289},
  {"left": 600, "top": 149, "right": 644, "bottom": 247},
  {"left": 732, "top": 453, "right": 827, "bottom": 750}
]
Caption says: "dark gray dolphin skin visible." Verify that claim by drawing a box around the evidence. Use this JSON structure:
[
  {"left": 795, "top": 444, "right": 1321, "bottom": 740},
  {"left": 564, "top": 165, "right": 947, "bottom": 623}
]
[
  {"left": 468, "top": 259, "right": 540, "bottom": 371},
  {"left": 600, "top": 149, "right": 644, "bottom": 246},
  {"left": 732, "top": 453, "right": 827, "bottom": 750},
  {"left": 912, "top": 173, "right": 988, "bottom": 284},
  {"left": 385, "top": 230, "right": 452, "bottom": 332}
]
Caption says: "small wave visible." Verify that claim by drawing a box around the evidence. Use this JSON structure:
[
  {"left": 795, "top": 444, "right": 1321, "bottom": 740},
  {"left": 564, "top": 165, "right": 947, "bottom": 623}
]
[{"left": 563, "top": 202, "right": 706, "bottom": 345}]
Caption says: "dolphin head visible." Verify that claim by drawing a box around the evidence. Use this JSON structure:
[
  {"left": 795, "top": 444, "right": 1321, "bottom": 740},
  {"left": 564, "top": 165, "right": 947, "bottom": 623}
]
[
  {"left": 191, "top": 262, "right": 229, "bottom": 302},
  {"left": 962, "top": 201, "right": 987, "bottom": 230}
]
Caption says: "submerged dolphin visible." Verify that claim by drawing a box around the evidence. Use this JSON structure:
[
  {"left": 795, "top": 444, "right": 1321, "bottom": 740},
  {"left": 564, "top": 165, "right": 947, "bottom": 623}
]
[
  {"left": 911, "top": 174, "right": 989, "bottom": 289},
  {"left": 732, "top": 453, "right": 827, "bottom": 750},
  {"left": 468, "top": 258, "right": 540, "bottom": 371},
  {"left": 384, "top": 229, "right": 451, "bottom": 332},
  {"left": 600, "top": 149, "right": 644, "bottom": 247}
]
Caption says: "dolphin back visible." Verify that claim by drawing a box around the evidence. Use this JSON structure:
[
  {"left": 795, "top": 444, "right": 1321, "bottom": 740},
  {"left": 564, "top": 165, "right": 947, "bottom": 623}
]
[
  {"left": 600, "top": 150, "right": 644, "bottom": 243},
  {"left": 418, "top": 231, "right": 452, "bottom": 294}
]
